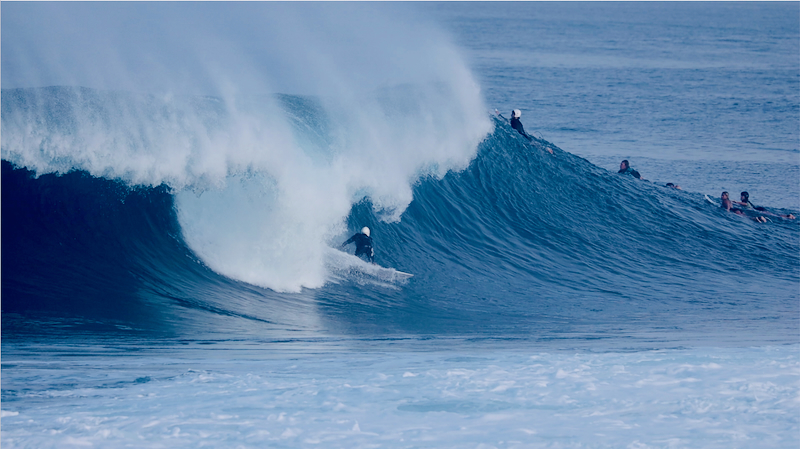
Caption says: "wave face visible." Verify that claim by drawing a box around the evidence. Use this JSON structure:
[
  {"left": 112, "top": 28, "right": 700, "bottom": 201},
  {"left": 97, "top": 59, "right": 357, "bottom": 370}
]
[{"left": 2, "top": 87, "right": 799, "bottom": 345}]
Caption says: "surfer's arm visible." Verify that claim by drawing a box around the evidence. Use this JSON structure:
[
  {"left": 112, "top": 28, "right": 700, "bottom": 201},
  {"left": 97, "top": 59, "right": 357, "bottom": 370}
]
[{"left": 341, "top": 235, "right": 355, "bottom": 247}]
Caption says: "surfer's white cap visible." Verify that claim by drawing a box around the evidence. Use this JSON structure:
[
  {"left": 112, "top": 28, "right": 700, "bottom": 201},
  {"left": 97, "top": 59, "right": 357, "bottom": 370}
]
[
  {"left": 512, "top": 109, "right": 521, "bottom": 118},
  {"left": 361, "top": 226, "right": 370, "bottom": 237}
]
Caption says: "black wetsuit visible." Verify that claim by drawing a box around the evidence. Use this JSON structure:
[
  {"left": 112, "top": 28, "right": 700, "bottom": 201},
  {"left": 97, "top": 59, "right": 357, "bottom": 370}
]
[
  {"left": 510, "top": 117, "right": 532, "bottom": 141},
  {"left": 342, "top": 232, "right": 374, "bottom": 263},
  {"left": 618, "top": 167, "right": 641, "bottom": 179}
]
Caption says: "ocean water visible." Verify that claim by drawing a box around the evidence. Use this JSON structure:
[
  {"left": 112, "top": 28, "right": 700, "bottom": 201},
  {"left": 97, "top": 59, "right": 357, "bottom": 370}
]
[{"left": 2, "top": 2, "right": 799, "bottom": 448}]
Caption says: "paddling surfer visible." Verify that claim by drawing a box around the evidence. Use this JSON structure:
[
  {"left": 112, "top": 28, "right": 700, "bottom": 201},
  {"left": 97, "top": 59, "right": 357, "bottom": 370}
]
[
  {"left": 733, "top": 191, "right": 795, "bottom": 219},
  {"left": 721, "top": 191, "right": 767, "bottom": 222},
  {"left": 618, "top": 160, "right": 643, "bottom": 180},
  {"left": 495, "top": 109, "right": 553, "bottom": 154}
]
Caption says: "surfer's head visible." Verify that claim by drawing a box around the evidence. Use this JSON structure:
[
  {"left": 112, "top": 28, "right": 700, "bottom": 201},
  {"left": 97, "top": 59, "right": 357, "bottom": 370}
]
[
  {"left": 620, "top": 160, "right": 629, "bottom": 171},
  {"left": 720, "top": 192, "right": 732, "bottom": 208},
  {"left": 361, "top": 227, "right": 370, "bottom": 237},
  {"left": 511, "top": 109, "right": 521, "bottom": 119},
  {"left": 740, "top": 191, "right": 749, "bottom": 201}
]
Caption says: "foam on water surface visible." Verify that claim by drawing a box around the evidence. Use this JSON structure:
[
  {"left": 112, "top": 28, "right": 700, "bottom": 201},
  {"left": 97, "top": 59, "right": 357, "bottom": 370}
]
[{"left": 2, "top": 343, "right": 798, "bottom": 448}]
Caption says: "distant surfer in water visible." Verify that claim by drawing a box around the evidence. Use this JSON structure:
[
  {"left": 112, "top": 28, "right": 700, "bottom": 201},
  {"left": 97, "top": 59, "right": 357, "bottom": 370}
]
[
  {"left": 733, "top": 191, "right": 795, "bottom": 219},
  {"left": 618, "top": 160, "right": 642, "bottom": 180},
  {"left": 509, "top": 109, "right": 532, "bottom": 141},
  {"left": 665, "top": 182, "right": 682, "bottom": 190},
  {"left": 495, "top": 109, "right": 553, "bottom": 154},
  {"left": 721, "top": 191, "right": 767, "bottom": 222},
  {"left": 342, "top": 226, "right": 375, "bottom": 263}
]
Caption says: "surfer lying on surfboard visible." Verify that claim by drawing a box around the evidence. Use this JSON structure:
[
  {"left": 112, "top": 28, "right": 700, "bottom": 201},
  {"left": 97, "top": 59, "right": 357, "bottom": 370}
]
[
  {"left": 733, "top": 191, "right": 795, "bottom": 219},
  {"left": 721, "top": 191, "right": 768, "bottom": 223},
  {"left": 342, "top": 226, "right": 375, "bottom": 264}
]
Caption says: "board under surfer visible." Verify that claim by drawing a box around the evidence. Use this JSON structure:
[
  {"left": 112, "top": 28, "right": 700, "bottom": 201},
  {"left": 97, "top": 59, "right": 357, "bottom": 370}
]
[{"left": 342, "top": 226, "right": 375, "bottom": 263}]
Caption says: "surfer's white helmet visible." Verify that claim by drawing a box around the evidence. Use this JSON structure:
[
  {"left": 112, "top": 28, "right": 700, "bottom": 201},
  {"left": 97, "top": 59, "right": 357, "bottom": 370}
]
[
  {"left": 512, "top": 109, "right": 521, "bottom": 118},
  {"left": 361, "top": 226, "right": 370, "bottom": 237}
]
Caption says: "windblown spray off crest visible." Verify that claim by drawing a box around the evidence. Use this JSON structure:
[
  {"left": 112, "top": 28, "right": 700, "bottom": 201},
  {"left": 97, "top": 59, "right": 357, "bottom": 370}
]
[{"left": 1, "top": 3, "right": 492, "bottom": 292}]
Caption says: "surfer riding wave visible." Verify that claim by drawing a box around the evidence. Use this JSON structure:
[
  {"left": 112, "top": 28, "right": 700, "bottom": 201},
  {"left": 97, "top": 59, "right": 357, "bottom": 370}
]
[{"left": 342, "top": 226, "right": 375, "bottom": 263}]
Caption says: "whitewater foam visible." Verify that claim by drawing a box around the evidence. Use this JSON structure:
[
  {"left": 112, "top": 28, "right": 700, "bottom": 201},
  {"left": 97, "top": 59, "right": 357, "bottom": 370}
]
[
  {"left": 3, "top": 343, "right": 798, "bottom": 449},
  {"left": 172, "top": 85, "right": 491, "bottom": 292}
]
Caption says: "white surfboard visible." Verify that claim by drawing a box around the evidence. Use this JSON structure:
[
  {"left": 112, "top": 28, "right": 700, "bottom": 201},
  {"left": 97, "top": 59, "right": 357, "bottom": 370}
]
[
  {"left": 704, "top": 194, "right": 717, "bottom": 206},
  {"left": 375, "top": 266, "right": 414, "bottom": 281},
  {"left": 335, "top": 249, "right": 413, "bottom": 281}
]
